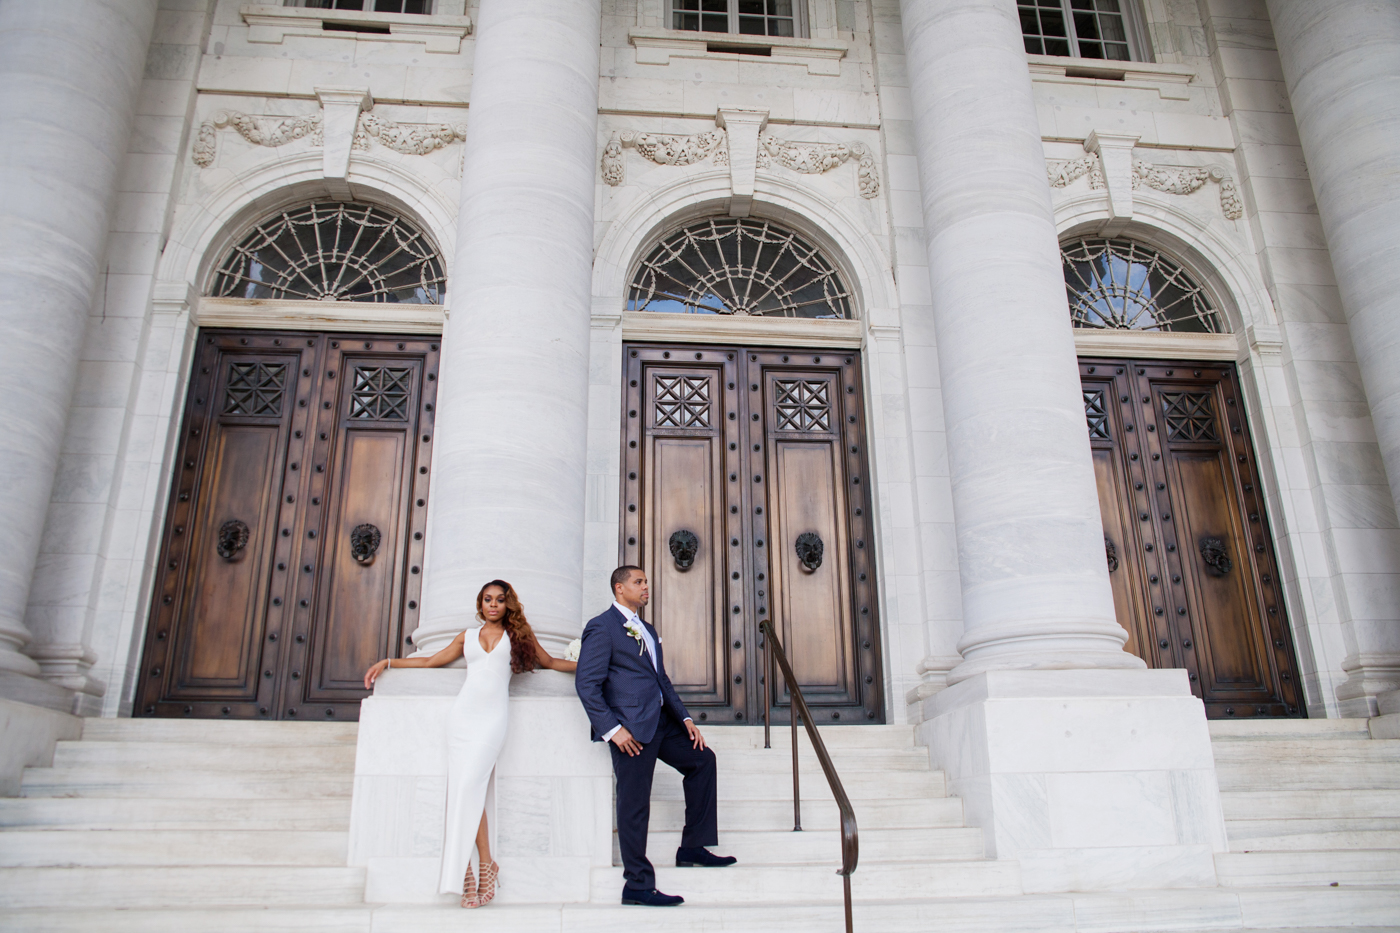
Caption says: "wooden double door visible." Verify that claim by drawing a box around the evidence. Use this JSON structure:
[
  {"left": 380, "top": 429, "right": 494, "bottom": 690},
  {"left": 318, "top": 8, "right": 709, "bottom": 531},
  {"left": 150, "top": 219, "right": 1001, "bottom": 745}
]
[
  {"left": 1082, "top": 358, "right": 1303, "bottom": 718},
  {"left": 137, "top": 329, "right": 439, "bottom": 720},
  {"left": 621, "top": 344, "right": 883, "bottom": 725}
]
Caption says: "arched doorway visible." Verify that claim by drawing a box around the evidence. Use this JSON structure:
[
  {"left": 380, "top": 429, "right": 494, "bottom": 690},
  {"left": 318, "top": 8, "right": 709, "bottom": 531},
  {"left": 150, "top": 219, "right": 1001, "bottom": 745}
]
[
  {"left": 1065, "top": 237, "right": 1305, "bottom": 718},
  {"left": 619, "top": 218, "right": 884, "bottom": 724},
  {"left": 136, "top": 202, "right": 444, "bottom": 721}
]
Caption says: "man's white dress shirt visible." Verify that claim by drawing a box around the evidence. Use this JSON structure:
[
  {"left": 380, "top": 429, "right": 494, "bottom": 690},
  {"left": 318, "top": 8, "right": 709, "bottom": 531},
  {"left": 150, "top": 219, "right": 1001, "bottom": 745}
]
[{"left": 601, "top": 601, "right": 691, "bottom": 743}]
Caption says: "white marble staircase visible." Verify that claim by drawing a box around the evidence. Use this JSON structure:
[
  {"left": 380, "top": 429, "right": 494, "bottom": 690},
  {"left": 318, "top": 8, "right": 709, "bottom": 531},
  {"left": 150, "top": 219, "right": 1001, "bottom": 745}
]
[
  {"left": 1212, "top": 719, "right": 1400, "bottom": 893},
  {"left": 2, "top": 717, "right": 1400, "bottom": 933}
]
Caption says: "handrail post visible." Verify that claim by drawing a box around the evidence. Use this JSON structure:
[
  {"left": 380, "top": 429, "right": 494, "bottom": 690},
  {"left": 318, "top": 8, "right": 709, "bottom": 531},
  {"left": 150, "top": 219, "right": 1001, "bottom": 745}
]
[
  {"left": 791, "top": 699, "right": 801, "bottom": 831},
  {"left": 763, "top": 630, "right": 771, "bottom": 750}
]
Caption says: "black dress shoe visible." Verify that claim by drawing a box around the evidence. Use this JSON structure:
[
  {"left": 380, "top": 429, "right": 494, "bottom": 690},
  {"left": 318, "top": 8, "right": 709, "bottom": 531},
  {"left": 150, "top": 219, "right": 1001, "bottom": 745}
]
[
  {"left": 621, "top": 887, "right": 684, "bottom": 906},
  {"left": 676, "top": 846, "right": 738, "bottom": 867}
]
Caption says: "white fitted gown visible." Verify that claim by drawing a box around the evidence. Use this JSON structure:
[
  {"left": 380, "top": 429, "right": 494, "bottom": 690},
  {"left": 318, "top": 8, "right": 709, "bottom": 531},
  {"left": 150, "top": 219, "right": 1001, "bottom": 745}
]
[{"left": 437, "top": 627, "right": 512, "bottom": 894}]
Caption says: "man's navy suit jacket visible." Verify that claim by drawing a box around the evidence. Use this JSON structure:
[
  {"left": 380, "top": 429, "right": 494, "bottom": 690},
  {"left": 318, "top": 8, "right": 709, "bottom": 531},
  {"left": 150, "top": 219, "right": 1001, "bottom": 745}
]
[{"left": 575, "top": 605, "right": 691, "bottom": 745}]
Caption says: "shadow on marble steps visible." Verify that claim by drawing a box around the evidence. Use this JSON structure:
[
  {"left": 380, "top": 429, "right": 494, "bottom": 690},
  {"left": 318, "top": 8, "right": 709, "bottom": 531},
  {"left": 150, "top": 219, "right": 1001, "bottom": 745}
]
[{"left": 634, "top": 826, "right": 986, "bottom": 863}]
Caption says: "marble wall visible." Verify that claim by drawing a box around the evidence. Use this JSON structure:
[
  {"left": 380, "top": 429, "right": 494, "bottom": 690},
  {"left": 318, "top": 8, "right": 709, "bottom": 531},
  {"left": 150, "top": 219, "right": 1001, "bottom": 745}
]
[{"left": 1, "top": 0, "right": 1394, "bottom": 732}]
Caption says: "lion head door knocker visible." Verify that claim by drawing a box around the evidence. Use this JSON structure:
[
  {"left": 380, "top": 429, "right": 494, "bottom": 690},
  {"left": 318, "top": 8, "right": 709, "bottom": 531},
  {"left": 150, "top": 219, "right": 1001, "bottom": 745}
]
[
  {"left": 795, "top": 532, "right": 824, "bottom": 573},
  {"left": 1104, "top": 534, "right": 1119, "bottom": 573},
  {"left": 1199, "top": 536, "right": 1232, "bottom": 576},
  {"left": 216, "top": 520, "right": 250, "bottom": 560},
  {"left": 350, "top": 523, "right": 382, "bottom": 565},
  {"left": 669, "top": 530, "right": 699, "bottom": 571}
]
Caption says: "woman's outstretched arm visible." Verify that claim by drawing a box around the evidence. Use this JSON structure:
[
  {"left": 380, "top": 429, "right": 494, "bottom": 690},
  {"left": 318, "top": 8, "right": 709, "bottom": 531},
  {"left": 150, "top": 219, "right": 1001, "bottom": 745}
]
[
  {"left": 363, "top": 631, "right": 466, "bottom": 689},
  {"left": 531, "top": 632, "right": 578, "bottom": 673}
]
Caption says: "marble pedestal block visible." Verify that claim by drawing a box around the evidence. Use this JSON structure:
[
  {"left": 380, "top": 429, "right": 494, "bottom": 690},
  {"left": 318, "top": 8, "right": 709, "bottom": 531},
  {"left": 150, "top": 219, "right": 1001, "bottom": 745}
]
[
  {"left": 916, "top": 670, "right": 1227, "bottom": 893},
  {"left": 1369, "top": 690, "right": 1400, "bottom": 740},
  {"left": 0, "top": 697, "right": 80, "bottom": 797},
  {"left": 348, "top": 669, "right": 612, "bottom": 904}
]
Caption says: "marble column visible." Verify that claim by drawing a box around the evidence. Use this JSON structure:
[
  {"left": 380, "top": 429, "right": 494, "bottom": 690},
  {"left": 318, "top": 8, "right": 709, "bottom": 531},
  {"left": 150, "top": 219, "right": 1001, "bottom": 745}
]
[
  {"left": 1267, "top": 0, "right": 1400, "bottom": 713},
  {"left": 901, "top": 0, "right": 1140, "bottom": 683},
  {"left": 414, "top": 0, "right": 601, "bottom": 655},
  {"left": 0, "top": 0, "right": 159, "bottom": 710},
  {"left": 901, "top": 0, "right": 1225, "bottom": 891}
]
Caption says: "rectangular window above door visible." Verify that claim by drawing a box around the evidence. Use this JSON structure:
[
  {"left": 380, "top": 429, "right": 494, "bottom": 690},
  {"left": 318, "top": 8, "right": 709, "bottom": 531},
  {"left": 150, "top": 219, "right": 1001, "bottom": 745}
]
[
  {"left": 1019, "top": 0, "right": 1150, "bottom": 61},
  {"left": 672, "top": 0, "right": 808, "bottom": 39},
  {"left": 287, "top": 0, "right": 433, "bottom": 13}
]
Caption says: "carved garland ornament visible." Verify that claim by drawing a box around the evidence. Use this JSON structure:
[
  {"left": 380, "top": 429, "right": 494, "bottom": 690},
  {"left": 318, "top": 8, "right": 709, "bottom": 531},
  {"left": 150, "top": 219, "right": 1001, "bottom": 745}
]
[
  {"left": 356, "top": 113, "right": 467, "bottom": 155},
  {"left": 193, "top": 108, "right": 466, "bottom": 167},
  {"left": 759, "top": 135, "right": 879, "bottom": 199},
  {"left": 602, "top": 122, "right": 879, "bottom": 198},
  {"left": 1045, "top": 153, "right": 1243, "bottom": 221}
]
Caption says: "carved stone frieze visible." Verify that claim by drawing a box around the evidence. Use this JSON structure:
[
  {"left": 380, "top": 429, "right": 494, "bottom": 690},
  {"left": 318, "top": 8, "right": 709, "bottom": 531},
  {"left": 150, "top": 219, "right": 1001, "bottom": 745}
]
[
  {"left": 193, "top": 105, "right": 468, "bottom": 167},
  {"left": 758, "top": 135, "right": 879, "bottom": 198},
  {"left": 357, "top": 113, "right": 467, "bottom": 155},
  {"left": 601, "top": 114, "right": 879, "bottom": 199},
  {"left": 601, "top": 128, "right": 729, "bottom": 184},
  {"left": 1133, "top": 160, "right": 1209, "bottom": 195},
  {"left": 192, "top": 110, "right": 322, "bottom": 167},
  {"left": 1046, "top": 149, "right": 1243, "bottom": 221},
  {"left": 1046, "top": 154, "right": 1104, "bottom": 190},
  {"left": 1133, "top": 160, "right": 1244, "bottom": 221}
]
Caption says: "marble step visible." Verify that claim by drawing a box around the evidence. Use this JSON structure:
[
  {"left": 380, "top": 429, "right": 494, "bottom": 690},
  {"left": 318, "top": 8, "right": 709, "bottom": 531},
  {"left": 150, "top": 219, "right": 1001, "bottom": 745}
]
[
  {"left": 50, "top": 740, "right": 358, "bottom": 771},
  {"left": 704, "top": 747, "right": 933, "bottom": 771},
  {"left": 1216, "top": 850, "right": 1400, "bottom": 887},
  {"left": 0, "top": 796, "right": 351, "bottom": 831},
  {"left": 0, "top": 907, "right": 374, "bottom": 933},
  {"left": 650, "top": 767, "right": 943, "bottom": 799},
  {"left": 693, "top": 725, "right": 919, "bottom": 750},
  {"left": 9, "top": 895, "right": 1400, "bottom": 933},
  {"left": 1215, "top": 762, "right": 1400, "bottom": 791},
  {"left": 368, "top": 899, "right": 1400, "bottom": 933},
  {"left": 649, "top": 794, "right": 963, "bottom": 832},
  {"left": 1226, "top": 830, "right": 1400, "bottom": 851},
  {"left": 1209, "top": 720, "right": 1374, "bottom": 741},
  {"left": 79, "top": 720, "right": 359, "bottom": 746},
  {"left": 21, "top": 766, "right": 354, "bottom": 798},
  {"left": 588, "top": 859, "right": 1022, "bottom": 903},
  {"left": 1212, "top": 740, "right": 1400, "bottom": 762},
  {"left": 1221, "top": 790, "right": 1400, "bottom": 822},
  {"left": 0, "top": 866, "right": 368, "bottom": 909},
  {"left": 628, "top": 826, "right": 985, "bottom": 864},
  {"left": 0, "top": 829, "right": 349, "bottom": 867}
]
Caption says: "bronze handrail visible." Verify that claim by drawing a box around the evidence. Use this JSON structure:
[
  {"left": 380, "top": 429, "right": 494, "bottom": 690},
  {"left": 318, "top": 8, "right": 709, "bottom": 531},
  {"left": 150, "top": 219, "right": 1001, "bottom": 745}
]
[{"left": 760, "top": 619, "right": 859, "bottom": 933}]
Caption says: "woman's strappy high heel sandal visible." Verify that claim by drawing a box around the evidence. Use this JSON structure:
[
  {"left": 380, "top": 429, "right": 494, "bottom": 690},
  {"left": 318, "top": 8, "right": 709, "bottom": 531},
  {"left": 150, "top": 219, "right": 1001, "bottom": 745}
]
[
  {"left": 469, "top": 860, "right": 500, "bottom": 908},
  {"left": 459, "top": 866, "right": 477, "bottom": 908}
]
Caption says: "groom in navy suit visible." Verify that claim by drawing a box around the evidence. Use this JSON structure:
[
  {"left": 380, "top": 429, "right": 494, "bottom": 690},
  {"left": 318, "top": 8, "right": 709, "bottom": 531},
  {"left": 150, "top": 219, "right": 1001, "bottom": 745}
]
[{"left": 575, "top": 565, "right": 736, "bottom": 906}]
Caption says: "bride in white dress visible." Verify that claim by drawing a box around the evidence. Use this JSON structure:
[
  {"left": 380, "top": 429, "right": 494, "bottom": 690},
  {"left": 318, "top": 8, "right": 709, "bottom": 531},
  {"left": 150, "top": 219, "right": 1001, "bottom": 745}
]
[{"left": 363, "top": 579, "right": 576, "bottom": 907}]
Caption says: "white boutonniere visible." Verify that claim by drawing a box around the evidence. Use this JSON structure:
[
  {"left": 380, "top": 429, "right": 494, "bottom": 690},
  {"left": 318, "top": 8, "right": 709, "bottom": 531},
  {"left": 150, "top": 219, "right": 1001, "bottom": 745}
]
[
  {"left": 623, "top": 618, "right": 646, "bottom": 655},
  {"left": 563, "top": 638, "right": 582, "bottom": 662}
]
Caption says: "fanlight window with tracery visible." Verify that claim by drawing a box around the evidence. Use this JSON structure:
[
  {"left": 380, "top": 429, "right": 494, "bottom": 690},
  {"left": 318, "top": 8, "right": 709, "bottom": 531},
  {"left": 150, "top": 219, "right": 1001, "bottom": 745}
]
[
  {"left": 211, "top": 201, "right": 445, "bottom": 304},
  {"left": 1061, "top": 238, "right": 1222, "bottom": 333},
  {"left": 628, "top": 218, "right": 852, "bottom": 319}
]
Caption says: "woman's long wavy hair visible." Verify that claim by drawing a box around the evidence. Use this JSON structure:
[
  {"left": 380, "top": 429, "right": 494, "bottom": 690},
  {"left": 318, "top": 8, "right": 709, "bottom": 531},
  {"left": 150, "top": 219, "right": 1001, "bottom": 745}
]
[{"left": 476, "top": 579, "right": 538, "bottom": 674}]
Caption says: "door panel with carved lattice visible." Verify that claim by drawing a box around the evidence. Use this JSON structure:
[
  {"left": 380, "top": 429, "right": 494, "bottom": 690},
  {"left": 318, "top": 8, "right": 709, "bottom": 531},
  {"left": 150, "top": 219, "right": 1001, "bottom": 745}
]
[
  {"left": 1079, "top": 358, "right": 1303, "bottom": 718},
  {"left": 621, "top": 345, "right": 882, "bottom": 726},
  {"left": 138, "top": 330, "right": 439, "bottom": 721}
]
